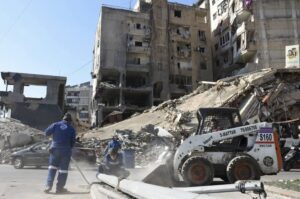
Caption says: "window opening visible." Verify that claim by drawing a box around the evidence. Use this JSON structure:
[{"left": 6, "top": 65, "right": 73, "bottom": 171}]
[
  {"left": 200, "top": 62, "right": 207, "bottom": 70},
  {"left": 135, "top": 41, "right": 143, "bottom": 47},
  {"left": 174, "top": 10, "right": 181, "bottom": 18}
]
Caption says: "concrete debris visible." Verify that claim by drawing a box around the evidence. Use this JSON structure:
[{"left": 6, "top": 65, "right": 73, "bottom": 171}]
[
  {"left": 0, "top": 118, "right": 43, "bottom": 163},
  {"left": 99, "top": 82, "right": 117, "bottom": 88},
  {"left": 84, "top": 68, "right": 300, "bottom": 145},
  {"left": 115, "top": 125, "right": 174, "bottom": 166}
]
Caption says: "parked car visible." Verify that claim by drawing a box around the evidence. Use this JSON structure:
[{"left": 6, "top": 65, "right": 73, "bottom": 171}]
[{"left": 10, "top": 141, "right": 96, "bottom": 169}]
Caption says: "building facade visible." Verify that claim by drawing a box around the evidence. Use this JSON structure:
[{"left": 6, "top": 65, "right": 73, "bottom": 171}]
[
  {"left": 65, "top": 82, "right": 92, "bottom": 123},
  {"left": 201, "top": 0, "right": 300, "bottom": 79},
  {"left": 91, "top": 0, "right": 213, "bottom": 126},
  {"left": 0, "top": 72, "right": 66, "bottom": 130}
]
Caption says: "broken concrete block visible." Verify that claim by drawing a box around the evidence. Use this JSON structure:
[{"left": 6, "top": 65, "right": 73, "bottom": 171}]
[{"left": 9, "top": 133, "right": 33, "bottom": 148}]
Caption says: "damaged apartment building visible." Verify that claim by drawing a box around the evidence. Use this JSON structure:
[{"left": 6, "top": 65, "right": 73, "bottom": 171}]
[
  {"left": 91, "top": 0, "right": 213, "bottom": 126},
  {"left": 65, "top": 81, "right": 92, "bottom": 124},
  {"left": 199, "top": 0, "right": 300, "bottom": 79},
  {"left": 0, "top": 72, "right": 66, "bottom": 130}
]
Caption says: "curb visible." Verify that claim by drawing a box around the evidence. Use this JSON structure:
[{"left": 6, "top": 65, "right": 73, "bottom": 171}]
[
  {"left": 90, "top": 184, "right": 129, "bottom": 199},
  {"left": 265, "top": 185, "right": 300, "bottom": 199}
]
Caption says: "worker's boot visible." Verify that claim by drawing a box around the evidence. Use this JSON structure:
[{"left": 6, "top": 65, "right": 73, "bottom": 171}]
[
  {"left": 56, "top": 188, "right": 69, "bottom": 194},
  {"left": 44, "top": 185, "right": 52, "bottom": 194}
]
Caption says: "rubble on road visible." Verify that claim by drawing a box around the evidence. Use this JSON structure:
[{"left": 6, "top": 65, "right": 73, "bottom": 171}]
[
  {"left": 0, "top": 118, "right": 43, "bottom": 163},
  {"left": 115, "top": 124, "right": 174, "bottom": 166},
  {"left": 84, "top": 68, "right": 300, "bottom": 161}
]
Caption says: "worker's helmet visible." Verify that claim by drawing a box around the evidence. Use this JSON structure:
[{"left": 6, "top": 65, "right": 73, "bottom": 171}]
[
  {"left": 63, "top": 113, "right": 72, "bottom": 122},
  {"left": 112, "top": 135, "right": 118, "bottom": 140}
]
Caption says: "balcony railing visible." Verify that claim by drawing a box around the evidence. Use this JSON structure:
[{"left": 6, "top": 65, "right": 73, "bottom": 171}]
[
  {"left": 126, "top": 63, "right": 150, "bottom": 72},
  {"left": 127, "top": 46, "right": 150, "bottom": 54}
]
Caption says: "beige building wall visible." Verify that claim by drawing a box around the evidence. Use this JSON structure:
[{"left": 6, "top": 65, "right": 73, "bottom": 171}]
[
  {"left": 254, "top": 0, "right": 300, "bottom": 69},
  {"left": 202, "top": 0, "right": 300, "bottom": 79},
  {"left": 91, "top": 1, "right": 213, "bottom": 126},
  {"left": 168, "top": 3, "right": 213, "bottom": 98}
]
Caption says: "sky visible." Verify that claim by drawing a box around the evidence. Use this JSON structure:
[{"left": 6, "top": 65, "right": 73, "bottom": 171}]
[{"left": 0, "top": 0, "right": 196, "bottom": 97}]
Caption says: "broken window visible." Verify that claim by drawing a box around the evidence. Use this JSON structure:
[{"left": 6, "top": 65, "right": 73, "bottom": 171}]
[
  {"left": 175, "top": 75, "right": 185, "bottom": 86},
  {"left": 200, "top": 62, "right": 207, "bottom": 70},
  {"left": 212, "top": 0, "right": 215, "bottom": 5},
  {"left": 237, "top": 36, "right": 241, "bottom": 51},
  {"left": 224, "top": 54, "right": 228, "bottom": 64},
  {"left": 177, "top": 62, "right": 181, "bottom": 70},
  {"left": 213, "top": 13, "right": 217, "bottom": 20},
  {"left": 187, "top": 76, "right": 192, "bottom": 85},
  {"left": 217, "top": 0, "right": 228, "bottom": 16},
  {"left": 198, "top": 30, "right": 206, "bottom": 41},
  {"left": 124, "top": 92, "right": 150, "bottom": 108},
  {"left": 177, "top": 43, "right": 191, "bottom": 58},
  {"left": 136, "top": 23, "right": 141, "bottom": 29},
  {"left": 174, "top": 10, "right": 181, "bottom": 18},
  {"left": 215, "top": 43, "right": 219, "bottom": 50},
  {"left": 153, "top": 82, "right": 163, "bottom": 98},
  {"left": 135, "top": 41, "right": 143, "bottom": 47},
  {"left": 216, "top": 59, "right": 220, "bottom": 67},
  {"left": 199, "top": 47, "right": 205, "bottom": 53},
  {"left": 126, "top": 75, "right": 146, "bottom": 88},
  {"left": 219, "top": 32, "right": 230, "bottom": 47},
  {"left": 24, "top": 85, "right": 47, "bottom": 99}
]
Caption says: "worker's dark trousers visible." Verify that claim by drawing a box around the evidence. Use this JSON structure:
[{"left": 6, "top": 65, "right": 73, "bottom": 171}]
[{"left": 46, "top": 148, "right": 71, "bottom": 190}]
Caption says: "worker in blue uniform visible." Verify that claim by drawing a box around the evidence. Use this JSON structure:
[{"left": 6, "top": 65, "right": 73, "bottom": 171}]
[
  {"left": 104, "top": 135, "right": 121, "bottom": 155},
  {"left": 98, "top": 147, "right": 129, "bottom": 178},
  {"left": 44, "top": 113, "right": 76, "bottom": 194}
]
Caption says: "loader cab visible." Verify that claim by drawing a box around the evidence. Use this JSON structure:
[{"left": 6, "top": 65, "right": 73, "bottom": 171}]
[{"left": 196, "top": 108, "right": 243, "bottom": 135}]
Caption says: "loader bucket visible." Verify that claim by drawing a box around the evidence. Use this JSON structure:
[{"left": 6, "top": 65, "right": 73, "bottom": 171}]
[{"left": 127, "top": 150, "right": 175, "bottom": 187}]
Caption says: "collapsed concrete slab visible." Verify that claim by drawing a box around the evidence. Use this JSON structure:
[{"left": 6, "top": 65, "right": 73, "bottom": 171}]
[
  {"left": 84, "top": 68, "right": 300, "bottom": 141},
  {"left": 0, "top": 72, "right": 66, "bottom": 130},
  {"left": 0, "top": 118, "right": 44, "bottom": 163}
]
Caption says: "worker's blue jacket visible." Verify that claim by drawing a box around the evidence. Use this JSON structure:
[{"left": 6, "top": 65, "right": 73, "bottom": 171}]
[
  {"left": 104, "top": 139, "right": 121, "bottom": 155},
  {"left": 104, "top": 153, "right": 123, "bottom": 170},
  {"left": 45, "top": 120, "right": 76, "bottom": 149}
]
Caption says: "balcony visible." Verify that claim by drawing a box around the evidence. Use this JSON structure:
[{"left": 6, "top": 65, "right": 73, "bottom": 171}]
[
  {"left": 170, "top": 27, "right": 191, "bottom": 41},
  {"left": 232, "top": 21, "right": 255, "bottom": 41},
  {"left": 127, "top": 46, "right": 150, "bottom": 55},
  {"left": 126, "top": 63, "right": 150, "bottom": 73},
  {"left": 122, "top": 86, "right": 152, "bottom": 93},
  {"left": 233, "top": 41, "right": 257, "bottom": 64},
  {"left": 235, "top": 4, "right": 252, "bottom": 22},
  {"left": 128, "top": 28, "right": 151, "bottom": 38}
]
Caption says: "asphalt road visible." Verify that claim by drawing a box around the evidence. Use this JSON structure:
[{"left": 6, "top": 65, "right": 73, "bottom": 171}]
[
  {"left": 0, "top": 163, "right": 97, "bottom": 199},
  {"left": 0, "top": 164, "right": 299, "bottom": 199}
]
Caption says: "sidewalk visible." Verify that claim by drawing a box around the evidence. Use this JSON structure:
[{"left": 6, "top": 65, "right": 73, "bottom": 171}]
[{"left": 265, "top": 185, "right": 300, "bottom": 199}]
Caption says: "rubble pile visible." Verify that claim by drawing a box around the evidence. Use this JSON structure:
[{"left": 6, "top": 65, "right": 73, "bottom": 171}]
[
  {"left": 0, "top": 118, "right": 43, "bottom": 163},
  {"left": 99, "top": 82, "right": 117, "bottom": 89},
  {"left": 84, "top": 68, "right": 300, "bottom": 143},
  {"left": 116, "top": 125, "right": 174, "bottom": 166}
]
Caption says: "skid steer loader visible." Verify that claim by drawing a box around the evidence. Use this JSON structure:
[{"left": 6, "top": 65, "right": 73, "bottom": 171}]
[{"left": 173, "top": 107, "right": 282, "bottom": 186}]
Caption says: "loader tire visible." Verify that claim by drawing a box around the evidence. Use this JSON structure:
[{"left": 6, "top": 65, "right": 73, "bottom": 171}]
[
  {"left": 13, "top": 157, "right": 24, "bottom": 169},
  {"left": 181, "top": 156, "right": 214, "bottom": 186},
  {"left": 226, "top": 156, "right": 260, "bottom": 183}
]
